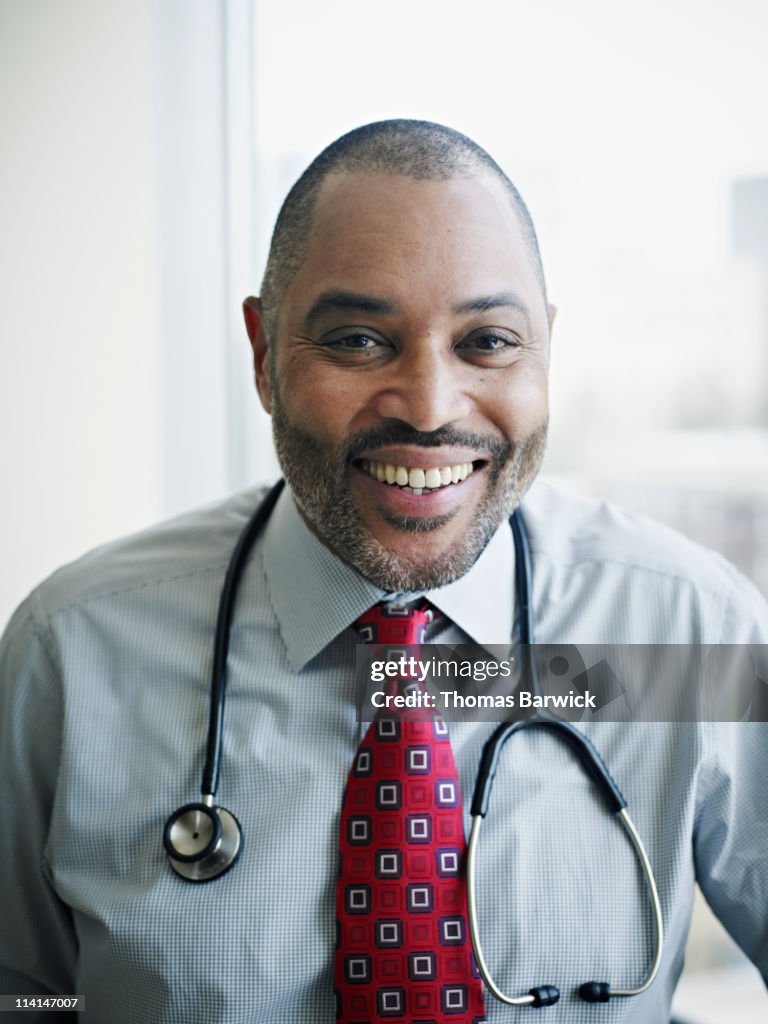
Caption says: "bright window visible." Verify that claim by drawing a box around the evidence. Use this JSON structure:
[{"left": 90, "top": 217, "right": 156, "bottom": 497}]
[{"left": 243, "top": 0, "right": 768, "bottom": 596}]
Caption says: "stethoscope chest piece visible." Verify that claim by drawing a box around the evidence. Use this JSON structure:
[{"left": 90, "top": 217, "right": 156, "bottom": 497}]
[
  {"left": 162, "top": 482, "right": 285, "bottom": 882},
  {"left": 163, "top": 801, "right": 242, "bottom": 882}
]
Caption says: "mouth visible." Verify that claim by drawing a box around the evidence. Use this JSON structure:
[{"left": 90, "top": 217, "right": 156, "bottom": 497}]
[{"left": 355, "top": 457, "right": 481, "bottom": 496}]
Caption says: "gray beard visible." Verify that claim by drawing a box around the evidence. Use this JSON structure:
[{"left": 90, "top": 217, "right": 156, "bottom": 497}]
[{"left": 270, "top": 389, "right": 547, "bottom": 592}]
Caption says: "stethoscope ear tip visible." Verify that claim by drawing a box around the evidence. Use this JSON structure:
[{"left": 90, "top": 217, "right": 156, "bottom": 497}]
[
  {"left": 578, "top": 981, "right": 611, "bottom": 1003},
  {"left": 530, "top": 985, "right": 560, "bottom": 1007}
]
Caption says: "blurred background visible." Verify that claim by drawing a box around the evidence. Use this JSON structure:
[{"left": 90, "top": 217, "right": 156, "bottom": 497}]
[{"left": 1, "top": 0, "right": 766, "bottom": 1017}]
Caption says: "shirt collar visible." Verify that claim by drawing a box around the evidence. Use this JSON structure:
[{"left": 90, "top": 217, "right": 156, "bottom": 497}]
[
  {"left": 424, "top": 522, "right": 514, "bottom": 651},
  {"left": 262, "top": 484, "right": 515, "bottom": 671}
]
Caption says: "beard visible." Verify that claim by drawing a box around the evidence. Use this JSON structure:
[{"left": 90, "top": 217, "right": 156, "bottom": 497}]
[{"left": 270, "top": 386, "right": 548, "bottom": 592}]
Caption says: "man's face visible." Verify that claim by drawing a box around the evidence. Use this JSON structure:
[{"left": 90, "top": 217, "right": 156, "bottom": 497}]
[{"left": 248, "top": 171, "right": 552, "bottom": 591}]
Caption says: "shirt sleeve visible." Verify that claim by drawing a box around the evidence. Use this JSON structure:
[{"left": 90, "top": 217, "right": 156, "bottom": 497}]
[
  {"left": 693, "top": 567, "right": 768, "bottom": 984},
  {"left": 0, "top": 594, "right": 78, "bottom": 998}
]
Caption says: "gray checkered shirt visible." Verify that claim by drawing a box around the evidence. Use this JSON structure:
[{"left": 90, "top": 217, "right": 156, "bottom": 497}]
[{"left": 1, "top": 481, "right": 767, "bottom": 1022}]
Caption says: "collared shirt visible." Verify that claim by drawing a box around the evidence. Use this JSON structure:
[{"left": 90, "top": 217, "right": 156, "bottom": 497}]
[{"left": 1, "top": 480, "right": 767, "bottom": 1022}]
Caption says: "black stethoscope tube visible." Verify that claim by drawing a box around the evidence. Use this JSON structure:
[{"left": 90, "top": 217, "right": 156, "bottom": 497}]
[
  {"left": 202, "top": 478, "right": 285, "bottom": 796},
  {"left": 510, "top": 506, "right": 533, "bottom": 645},
  {"left": 466, "top": 514, "right": 664, "bottom": 1006},
  {"left": 470, "top": 718, "right": 628, "bottom": 819}
]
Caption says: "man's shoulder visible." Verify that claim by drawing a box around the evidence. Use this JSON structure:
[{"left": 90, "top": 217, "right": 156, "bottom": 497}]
[
  {"left": 28, "top": 484, "right": 273, "bottom": 623},
  {"left": 521, "top": 477, "right": 767, "bottom": 659},
  {"left": 523, "top": 478, "right": 747, "bottom": 597}
]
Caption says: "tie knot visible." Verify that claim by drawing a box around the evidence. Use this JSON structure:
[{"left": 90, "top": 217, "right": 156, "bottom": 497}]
[{"left": 354, "top": 601, "right": 437, "bottom": 645}]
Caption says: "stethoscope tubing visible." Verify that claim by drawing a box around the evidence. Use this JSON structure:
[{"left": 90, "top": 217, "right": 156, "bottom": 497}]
[
  {"left": 466, "top": 720, "right": 664, "bottom": 1004},
  {"left": 465, "top": 511, "right": 665, "bottom": 1005},
  {"left": 203, "top": 478, "right": 285, "bottom": 796},
  {"left": 510, "top": 506, "right": 534, "bottom": 646}
]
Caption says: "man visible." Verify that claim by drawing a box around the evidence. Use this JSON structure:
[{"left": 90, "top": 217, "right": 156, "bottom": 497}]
[{"left": 1, "top": 120, "right": 766, "bottom": 1022}]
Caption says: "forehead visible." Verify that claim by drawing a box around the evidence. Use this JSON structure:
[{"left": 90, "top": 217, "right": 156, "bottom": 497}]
[{"left": 285, "top": 171, "right": 544, "bottom": 319}]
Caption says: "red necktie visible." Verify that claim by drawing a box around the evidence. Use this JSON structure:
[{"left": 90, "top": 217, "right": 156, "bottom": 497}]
[{"left": 335, "top": 602, "right": 486, "bottom": 1023}]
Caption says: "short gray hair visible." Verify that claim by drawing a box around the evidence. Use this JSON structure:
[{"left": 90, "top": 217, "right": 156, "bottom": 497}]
[{"left": 259, "top": 119, "right": 547, "bottom": 340}]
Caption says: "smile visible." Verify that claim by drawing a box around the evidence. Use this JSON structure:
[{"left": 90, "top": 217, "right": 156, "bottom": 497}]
[{"left": 358, "top": 458, "right": 477, "bottom": 495}]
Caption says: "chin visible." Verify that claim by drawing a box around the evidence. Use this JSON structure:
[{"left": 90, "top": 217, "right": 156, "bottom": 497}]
[
  {"left": 278, "top": 405, "right": 549, "bottom": 591},
  {"left": 331, "top": 517, "right": 499, "bottom": 593}
]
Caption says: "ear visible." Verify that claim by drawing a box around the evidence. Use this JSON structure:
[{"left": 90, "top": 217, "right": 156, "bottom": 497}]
[
  {"left": 547, "top": 303, "right": 557, "bottom": 333},
  {"left": 242, "top": 296, "right": 272, "bottom": 414}
]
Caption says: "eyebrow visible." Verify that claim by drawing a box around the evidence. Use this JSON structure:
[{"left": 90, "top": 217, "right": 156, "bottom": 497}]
[
  {"left": 302, "top": 290, "right": 399, "bottom": 332},
  {"left": 302, "top": 288, "right": 533, "bottom": 332},
  {"left": 453, "top": 292, "right": 533, "bottom": 330}
]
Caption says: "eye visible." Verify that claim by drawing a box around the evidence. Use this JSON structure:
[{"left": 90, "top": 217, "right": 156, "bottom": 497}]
[
  {"left": 320, "top": 327, "right": 393, "bottom": 360},
  {"left": 330, "top": 333, "right": 381, "bottom": 350},
  {"left": 456, "top": 329, "right": 522, "bottom": 364},
  {"left": 466, "top": 334, "right": 512, "bottom": 350}
]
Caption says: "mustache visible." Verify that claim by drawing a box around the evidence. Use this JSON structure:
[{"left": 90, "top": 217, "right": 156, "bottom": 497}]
[{"left": 342, "top": 423, "right": 512, "bottom": 462}]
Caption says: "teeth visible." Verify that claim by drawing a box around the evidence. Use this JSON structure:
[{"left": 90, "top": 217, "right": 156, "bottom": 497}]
[{"left": 361, "top": 458, "right": 477, "bottom": 492}]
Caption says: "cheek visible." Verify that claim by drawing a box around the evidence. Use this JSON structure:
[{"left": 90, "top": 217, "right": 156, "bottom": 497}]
[
  {"left": 481, "top": 368, "right": 549, "bottom": 435},
  {"left": 279, "top": 362, "right": 370, "bottom": 439}
]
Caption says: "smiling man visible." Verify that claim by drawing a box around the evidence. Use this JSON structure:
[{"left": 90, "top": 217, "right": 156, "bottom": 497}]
[
  {"left": 1, "top": 120, "right": 767, "bottom": 1023},
  {"left": 244, "top": 147, "right": 553, "bottom": 592}
]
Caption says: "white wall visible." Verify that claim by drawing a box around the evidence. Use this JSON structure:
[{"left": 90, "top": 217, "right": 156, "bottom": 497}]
[
  {"left": 0, "top": 0, "right": 165, "bottom": 627},
  {"left": 0, "top": 0, "right": 273, "bottom": 629}
]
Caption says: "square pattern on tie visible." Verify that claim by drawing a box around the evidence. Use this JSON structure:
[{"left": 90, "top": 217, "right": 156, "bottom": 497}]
[{"left": 336, "top": 603, "right": 485, "bottom": 1023}]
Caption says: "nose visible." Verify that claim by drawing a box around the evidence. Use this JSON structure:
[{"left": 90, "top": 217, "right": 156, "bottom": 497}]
[{"left": 370, "top": 338, "right": 474, "bottom": 432}]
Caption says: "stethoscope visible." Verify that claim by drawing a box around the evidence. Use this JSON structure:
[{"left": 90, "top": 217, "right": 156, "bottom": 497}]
[{"left": 163, "top": 477, "right": 664, "bottom": 1009}]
